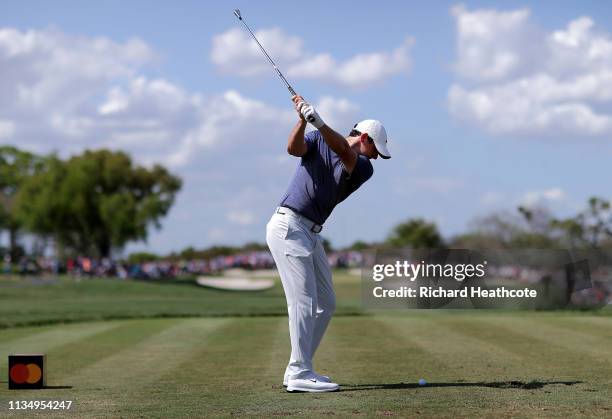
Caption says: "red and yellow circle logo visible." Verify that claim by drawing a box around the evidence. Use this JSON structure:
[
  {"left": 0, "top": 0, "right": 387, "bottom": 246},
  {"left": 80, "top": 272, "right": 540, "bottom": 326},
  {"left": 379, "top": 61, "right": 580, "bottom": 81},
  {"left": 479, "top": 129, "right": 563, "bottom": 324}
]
[{"left": 10, "top": 363, "right": 42, "bottom": 384}]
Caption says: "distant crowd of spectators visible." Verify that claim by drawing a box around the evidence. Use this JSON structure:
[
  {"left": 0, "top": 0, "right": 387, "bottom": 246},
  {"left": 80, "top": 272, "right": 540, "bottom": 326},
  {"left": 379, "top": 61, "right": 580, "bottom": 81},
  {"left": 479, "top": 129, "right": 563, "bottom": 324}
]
[
  {"left": 2, "top": 250, "right": 365, "bottom": 280},
  {"left": 5, "top": 251, "right": 610, "bottom": 303}
]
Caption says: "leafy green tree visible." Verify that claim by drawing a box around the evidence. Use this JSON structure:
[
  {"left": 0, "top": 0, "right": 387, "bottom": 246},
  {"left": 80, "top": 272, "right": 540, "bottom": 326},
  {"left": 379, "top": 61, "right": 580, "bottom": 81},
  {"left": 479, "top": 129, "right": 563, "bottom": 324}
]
[
  {"left": 16, "top": 149, "right": 181, "bottom": 257},
  {"left": 473, "top": 211, "right": 524, "bottom": 244},
  {"left": 126, "top": 252, "right": 161, "bottom": 264},
  {"left": 551, "top": 197, "right": 612, "bottom": 249},
  {"left": 346, "top": 240, "right": 371, "bottom": 251},
  {"left": 452, "top": 209, "right": 558, "bottom": 249},
  {"left": 176, "top": 246, "right": 238, "bottom": 260},
  {"left": 386, "top": 218, "right": 444, "bottom": 248},
  {"left": 550, "top": 218, "right": 584, "bottom": 249},
  {"left": 0, "top": 146, "right": 45, "bottom": 260},
  {"left": 517, "top": 206, "right": 555, "bottom": 235},
  {"left": 581, "top": 197, "right": 612, "bottom": 246},
  {"left": 241, "top": 242, "right": 268, "bottom": 252},
  {"left": 449, "top": 232, "right": 506, "bottom": 249}
]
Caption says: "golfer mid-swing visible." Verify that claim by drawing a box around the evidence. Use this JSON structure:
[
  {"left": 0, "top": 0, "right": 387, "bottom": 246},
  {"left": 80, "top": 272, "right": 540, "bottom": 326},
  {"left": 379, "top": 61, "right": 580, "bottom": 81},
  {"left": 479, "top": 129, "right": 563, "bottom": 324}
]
[{"left": 266, "top": 95, "right": 391, "bottom": 392}]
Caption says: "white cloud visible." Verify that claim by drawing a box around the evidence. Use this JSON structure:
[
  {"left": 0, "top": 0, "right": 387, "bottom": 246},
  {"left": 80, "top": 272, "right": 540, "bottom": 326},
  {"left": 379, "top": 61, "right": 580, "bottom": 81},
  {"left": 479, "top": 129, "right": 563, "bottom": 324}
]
[
  {"left": 480, "top": 188, "right": 568, "bottom": 210},
  {"left": 0, "top": 28, "right": 154, "bottom": 111},
  {"left": 0, "top": 28, "right": 335, "bottom": 167},
  {"left": 0, "top": 27, "right": 162, "bottom": 155},
  {"left": 290, "top": 38, "right": 414, "bottom": 87},
  {"left": 451, "top": 5, "right": 534, "bottom": 81},
  {"left": 0, "top": 120, "right": 15, "bottom": 139},
  {"left": 313, "top": 96, "right": 360, "bottom": 132},
  {"left": 448, "top": 6, "right": 612, "bottom": 137},
  {"left": 1, "top": 27, "right": 365, "bottom": 252},
  {"left": 521, "top": 187, "right": 566, "bottom": 207},
  {"left": 211, "top": 27, "right": 414, "bottom": 88},
  {"left": 211, "top": 28, "right": 304, "bottom": 77}
]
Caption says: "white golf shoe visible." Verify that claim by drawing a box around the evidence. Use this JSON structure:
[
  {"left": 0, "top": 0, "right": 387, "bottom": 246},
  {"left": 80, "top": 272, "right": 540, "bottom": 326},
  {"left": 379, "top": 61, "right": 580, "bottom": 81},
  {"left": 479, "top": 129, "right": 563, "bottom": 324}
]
[
  {"left": 286, "top": 374, "right": 339, "bottom": 393},
  {"left": 283, "top": 372, "right": 331, "bottom": 387}
]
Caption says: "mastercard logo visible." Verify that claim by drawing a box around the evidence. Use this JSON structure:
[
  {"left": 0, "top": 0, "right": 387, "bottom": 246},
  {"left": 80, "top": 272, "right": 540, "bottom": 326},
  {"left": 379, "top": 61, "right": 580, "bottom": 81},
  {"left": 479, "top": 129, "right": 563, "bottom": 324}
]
[{"left": 10, "top": 363, "right": 42, "bottom": 384}]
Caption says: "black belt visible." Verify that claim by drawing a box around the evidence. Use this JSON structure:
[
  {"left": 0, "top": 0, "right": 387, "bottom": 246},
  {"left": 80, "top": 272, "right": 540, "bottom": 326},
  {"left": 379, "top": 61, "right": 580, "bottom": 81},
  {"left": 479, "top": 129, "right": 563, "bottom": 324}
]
[{"left": 276, "top": 207, "right": 323, "bottom": 233}]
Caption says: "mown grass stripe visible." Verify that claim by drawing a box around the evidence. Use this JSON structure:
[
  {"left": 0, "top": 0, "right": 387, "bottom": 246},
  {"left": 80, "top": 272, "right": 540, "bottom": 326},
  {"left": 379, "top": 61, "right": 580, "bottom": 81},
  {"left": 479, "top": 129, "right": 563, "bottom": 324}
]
[
  {"left": 63, "top": 318, "right": 230, "bottom": 416},
  {"left": 0, "top": 321, "right": 121, "bottom": 390},
  {"left": 0, "top": 319, "right": 181, "bottom": 413},
  {"left": 1, "top": 314, "right": 609, "bottom": 418},
  {"left": 120, "top": 317, "right": 285, "bottom": 417},
  {"left": 418, "top": 311, "right": 611, "bottom": 417},
  {"left": 66, "top": 318, "right": 230, "bottom": 385},
  {"left": 270, "top": 315, "right": 464, "bottom": 417},
  {"left": 369, "top": 314, "right": 603, "bottom": 417},
  {"left": 0, "top": 318, "right": 229, "bottom": 416},
  {"left": 0, "top": 321, "right": 118, "bottom": 355},
  {"left": 468, "top": 316, "right": 612, "bottom": 371},
  {"left": 198, "top": 315, "right": 434, "bottom": 418},
  {"left": 317, "top": 314, "right": 539, "bottom": 417},
  {"left": 45, "top": 319, "right": 183, "bottom": 383},
  {"left": 265, "top": 314, "right": 292, "bottom": 383},
  {"left": 475, "top": 314, "right": 612, "bottom": 352},
  {"left": 384, "top": 315, "right": 527, "bottom": 377},
  {"left": 540, "top": 316, "right": 612, "bottom": 339},
  {"left": 376, "top": 315, "right": 532, "bottom": 415}
]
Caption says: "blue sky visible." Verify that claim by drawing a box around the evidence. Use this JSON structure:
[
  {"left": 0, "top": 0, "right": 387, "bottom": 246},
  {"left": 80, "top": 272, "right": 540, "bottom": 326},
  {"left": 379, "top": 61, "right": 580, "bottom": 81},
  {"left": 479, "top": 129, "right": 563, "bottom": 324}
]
[{"left": 2, "top": 1, "right": 612, "bottom": 254}]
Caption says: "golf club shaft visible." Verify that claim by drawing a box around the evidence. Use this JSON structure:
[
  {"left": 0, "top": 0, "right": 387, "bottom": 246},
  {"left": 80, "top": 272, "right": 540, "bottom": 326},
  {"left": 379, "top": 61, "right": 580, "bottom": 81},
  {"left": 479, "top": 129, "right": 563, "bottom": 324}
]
[{"left": 233, "top": 10, "right": 297, "bottom": 97}]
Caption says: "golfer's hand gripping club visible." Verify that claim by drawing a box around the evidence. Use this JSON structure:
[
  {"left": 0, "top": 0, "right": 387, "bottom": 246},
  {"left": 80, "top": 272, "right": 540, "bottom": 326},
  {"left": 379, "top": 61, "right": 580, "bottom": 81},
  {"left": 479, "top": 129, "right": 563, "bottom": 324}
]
[
  {"left": 295, "top": 98, "right": 325, "bottom": 129},
  {"left": 298, "top": 99, "right": 318, "bottom": 124},
  {"left": 296, "top": 99, "right": 318, "bottom": 125}
]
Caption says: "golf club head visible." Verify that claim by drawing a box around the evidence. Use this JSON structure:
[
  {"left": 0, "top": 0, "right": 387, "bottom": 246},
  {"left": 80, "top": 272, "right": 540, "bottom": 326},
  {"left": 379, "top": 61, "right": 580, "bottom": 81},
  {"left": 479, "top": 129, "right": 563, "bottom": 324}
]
[{"left": 233, "top": 9, "right": 242, "bottom": 20}]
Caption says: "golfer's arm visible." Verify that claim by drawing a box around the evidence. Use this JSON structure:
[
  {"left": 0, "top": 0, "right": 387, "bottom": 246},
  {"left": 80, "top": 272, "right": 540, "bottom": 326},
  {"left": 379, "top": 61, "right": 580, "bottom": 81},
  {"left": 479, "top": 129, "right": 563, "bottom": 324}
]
[
  {"left": 287, "top": 119, "right": 308, "bottom": 157},
  {"left": 319, "top": 125, "right": 357, "bottom": 172}
]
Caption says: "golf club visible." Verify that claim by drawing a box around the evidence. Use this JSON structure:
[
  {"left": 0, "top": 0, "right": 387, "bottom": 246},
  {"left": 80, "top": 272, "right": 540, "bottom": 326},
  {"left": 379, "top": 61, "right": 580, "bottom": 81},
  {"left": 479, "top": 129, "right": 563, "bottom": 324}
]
[{"left": 233, "top": 9, "right": 315, "bottom": 122}]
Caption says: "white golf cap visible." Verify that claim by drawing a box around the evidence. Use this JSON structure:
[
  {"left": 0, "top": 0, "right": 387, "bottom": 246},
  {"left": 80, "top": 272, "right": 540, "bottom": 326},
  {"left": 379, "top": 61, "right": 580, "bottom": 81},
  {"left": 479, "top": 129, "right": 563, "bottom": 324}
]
[{"left": 354, "top": 119, "right": 391, "bottom": 159}]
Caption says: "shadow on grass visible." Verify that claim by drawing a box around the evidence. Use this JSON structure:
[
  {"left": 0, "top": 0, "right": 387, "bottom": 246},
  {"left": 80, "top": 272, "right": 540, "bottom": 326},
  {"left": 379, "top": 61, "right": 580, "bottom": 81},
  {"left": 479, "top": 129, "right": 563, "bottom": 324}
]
[{"left": 341, "top": 380, "right": 582, "bottom": 391}]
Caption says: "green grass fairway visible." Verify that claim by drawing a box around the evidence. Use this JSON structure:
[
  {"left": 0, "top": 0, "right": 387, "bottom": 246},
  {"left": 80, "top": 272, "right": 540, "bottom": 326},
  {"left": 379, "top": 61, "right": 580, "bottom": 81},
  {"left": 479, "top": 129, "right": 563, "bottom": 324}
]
[
  {"left": 0, "top": 273, "right": 611, "bottom": 417},
  {"left": 0, "top": 274, "right": 363, "bottom": 329}
]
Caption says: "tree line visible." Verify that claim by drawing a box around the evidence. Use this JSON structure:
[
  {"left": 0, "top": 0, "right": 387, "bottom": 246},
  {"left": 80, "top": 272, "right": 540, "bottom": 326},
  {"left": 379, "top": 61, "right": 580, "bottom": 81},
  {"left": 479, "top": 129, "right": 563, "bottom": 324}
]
[
  {"left": 364, "top": 197, "right": 612, "bottom": 251},
  {"left": 0, "top": 146, "right": 182, "bottom": 260},
  {"left": 128, "top": 196, "right": 612, "bottom": 263},
  {"left": 2, "top": 145, "right": 610, "bottom": 262}
]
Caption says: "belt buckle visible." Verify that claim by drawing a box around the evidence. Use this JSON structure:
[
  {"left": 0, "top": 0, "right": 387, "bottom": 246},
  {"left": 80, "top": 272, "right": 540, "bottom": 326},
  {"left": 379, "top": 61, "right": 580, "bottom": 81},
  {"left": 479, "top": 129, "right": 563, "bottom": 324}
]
[{"left": 310, "top": 224, "right": 322, "bottom": 233}]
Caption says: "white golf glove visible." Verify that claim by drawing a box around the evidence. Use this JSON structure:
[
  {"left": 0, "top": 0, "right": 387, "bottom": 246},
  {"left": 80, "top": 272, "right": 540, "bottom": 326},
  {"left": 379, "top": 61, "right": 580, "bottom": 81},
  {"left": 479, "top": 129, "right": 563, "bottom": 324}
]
[{"left": 298, "top": 101, "right": 325, "bottom": 129}]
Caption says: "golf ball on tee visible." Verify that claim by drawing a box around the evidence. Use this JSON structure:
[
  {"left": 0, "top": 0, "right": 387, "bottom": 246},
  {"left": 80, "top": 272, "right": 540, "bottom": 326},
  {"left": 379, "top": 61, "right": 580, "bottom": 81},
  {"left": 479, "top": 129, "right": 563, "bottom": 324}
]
[{"left": 418, "top": 378, "right": 427, "bottom": 386}]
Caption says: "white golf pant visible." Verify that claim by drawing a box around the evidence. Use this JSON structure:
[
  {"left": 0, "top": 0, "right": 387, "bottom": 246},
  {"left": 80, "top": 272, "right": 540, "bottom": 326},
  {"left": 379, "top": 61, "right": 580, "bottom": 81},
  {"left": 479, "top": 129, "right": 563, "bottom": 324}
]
[{"left": 266, "top": 208, "right": 336, "bottom": 379}]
